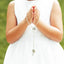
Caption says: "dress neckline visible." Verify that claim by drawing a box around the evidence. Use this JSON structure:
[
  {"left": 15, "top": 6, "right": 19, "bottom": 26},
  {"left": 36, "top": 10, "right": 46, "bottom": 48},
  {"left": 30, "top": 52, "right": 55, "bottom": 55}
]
[
  {"left": 25, "top": 0, "right": 36, "bottom": 1},
  {"left": 24, "top": 0, "right": 38, "bottom": 2}
]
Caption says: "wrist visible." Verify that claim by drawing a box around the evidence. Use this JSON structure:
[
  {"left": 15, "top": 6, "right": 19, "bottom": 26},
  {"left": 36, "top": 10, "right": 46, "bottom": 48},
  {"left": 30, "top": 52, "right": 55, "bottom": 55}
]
[
  {"left": 34, "top": 20, "right": 39, "bottom": 26},
  {"left": 25, "top": 17, "right": 31, "bottom": 25},
  {"left": 24, "top": 18, "right": 29, "bottom": 26}
]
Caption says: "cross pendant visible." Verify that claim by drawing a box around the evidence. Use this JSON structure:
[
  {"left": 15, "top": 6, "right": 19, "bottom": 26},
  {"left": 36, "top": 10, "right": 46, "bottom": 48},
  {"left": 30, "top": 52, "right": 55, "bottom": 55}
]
[{"left": 32, "top": 49, "right": 35, "bottom": 56}]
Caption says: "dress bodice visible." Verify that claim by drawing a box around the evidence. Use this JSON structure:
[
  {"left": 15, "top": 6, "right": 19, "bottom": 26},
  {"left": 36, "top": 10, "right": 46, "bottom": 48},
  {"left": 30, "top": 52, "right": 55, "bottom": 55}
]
[
  {"left": 4, "top": 1, "right": 64, "bottom": 64},
  {"left": 15, "top": 0, "right": 55, "bottom": 25},
  {"left": 14, "top": 0, "right": 59, "bottom": 43}
]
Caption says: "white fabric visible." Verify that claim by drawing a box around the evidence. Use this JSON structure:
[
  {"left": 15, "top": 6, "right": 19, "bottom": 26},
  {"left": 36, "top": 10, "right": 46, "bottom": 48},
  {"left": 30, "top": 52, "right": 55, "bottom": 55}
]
[{"left": 3, "top": 0, "right": 64, "bottom": 64}]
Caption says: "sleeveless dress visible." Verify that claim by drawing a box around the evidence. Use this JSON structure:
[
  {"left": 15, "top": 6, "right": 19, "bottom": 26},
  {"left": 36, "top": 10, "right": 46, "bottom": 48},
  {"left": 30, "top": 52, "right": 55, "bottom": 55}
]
[{"left": 3, "top": 0, "right": 64, "bottom": 64}]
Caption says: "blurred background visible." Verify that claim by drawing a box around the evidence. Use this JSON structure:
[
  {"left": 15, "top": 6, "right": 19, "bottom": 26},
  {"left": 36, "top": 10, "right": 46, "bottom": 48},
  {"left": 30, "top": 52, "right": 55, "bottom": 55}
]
[{"left": 0, "top": 0, "right": 64, "bottom": 64}]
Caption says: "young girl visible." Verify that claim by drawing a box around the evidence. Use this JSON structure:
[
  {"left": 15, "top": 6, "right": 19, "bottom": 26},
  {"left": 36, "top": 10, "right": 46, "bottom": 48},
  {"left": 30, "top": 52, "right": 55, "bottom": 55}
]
[{"left": 3, "top": 0, "right": 64, "bottom": 64}]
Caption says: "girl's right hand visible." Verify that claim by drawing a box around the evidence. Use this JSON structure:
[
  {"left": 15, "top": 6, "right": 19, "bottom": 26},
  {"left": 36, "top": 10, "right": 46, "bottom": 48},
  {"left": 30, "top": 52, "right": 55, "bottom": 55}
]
[{"left": 25, "top": 7, "right": 33, "bottom": 25}]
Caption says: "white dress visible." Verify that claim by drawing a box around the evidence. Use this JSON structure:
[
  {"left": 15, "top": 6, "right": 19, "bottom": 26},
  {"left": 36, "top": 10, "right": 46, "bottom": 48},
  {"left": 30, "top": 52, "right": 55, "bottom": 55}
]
[{"left": 3, "top": 0, "right": 64, "bottom": 64}]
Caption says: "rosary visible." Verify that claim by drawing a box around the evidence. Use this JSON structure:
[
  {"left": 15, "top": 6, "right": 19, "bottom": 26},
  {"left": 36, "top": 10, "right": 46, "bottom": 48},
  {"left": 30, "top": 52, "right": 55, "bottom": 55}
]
[{"left": 25, "top": 0, "right": 39, "bottom": 56}]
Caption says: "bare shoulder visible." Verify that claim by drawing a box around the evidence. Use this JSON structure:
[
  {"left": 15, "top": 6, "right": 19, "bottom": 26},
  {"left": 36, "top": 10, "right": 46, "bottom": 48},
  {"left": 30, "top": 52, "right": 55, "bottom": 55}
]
[
  {"left": 51, "top": 1, "right": 62, "bottom": 16},
  {"left": 8, "top": 1, "right": 15, "bottom": 7},
  {"left": 6, "top": 0, "right": 17, "bottom": 34},
  {"left": 50, "top": 1, "right": 62, "bottom": 23},
  {"left": 50, "top": 0, "right": 63, "bottom": 33},
  {"left": 8, "top": 1, "right": 15, "bottom": 11}
]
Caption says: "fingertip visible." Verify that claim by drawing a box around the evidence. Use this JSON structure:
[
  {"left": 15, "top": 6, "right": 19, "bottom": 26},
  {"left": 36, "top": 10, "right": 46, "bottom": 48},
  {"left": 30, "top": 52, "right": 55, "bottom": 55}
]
[
  {"left": 32, "top": 12, "right": 33, "bottom": 14},
  {"left": 31, "top": 7, "right": 33, "bottom": 9},
  {"left": 32, "top": 6, "right": 36, "bottom": 9}
]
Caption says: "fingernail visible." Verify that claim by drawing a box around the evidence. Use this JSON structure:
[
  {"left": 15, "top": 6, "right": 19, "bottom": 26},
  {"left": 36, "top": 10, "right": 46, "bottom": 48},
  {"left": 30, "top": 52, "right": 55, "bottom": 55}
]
[
  {"left": 31, "top": 7, "right": 33, "bottom": 10},
  {"left": 32, "top": 6, "right": 35, "bottom": 9},
  {"left": 35, "top": 6, "right": 37, "bottom": 9}
]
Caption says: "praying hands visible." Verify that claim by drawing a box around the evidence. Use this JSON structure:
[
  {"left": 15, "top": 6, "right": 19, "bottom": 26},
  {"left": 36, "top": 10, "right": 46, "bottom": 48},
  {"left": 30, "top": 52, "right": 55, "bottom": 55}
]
[{"left": 25, "top": 6, "right": 40, "bottom": 25}]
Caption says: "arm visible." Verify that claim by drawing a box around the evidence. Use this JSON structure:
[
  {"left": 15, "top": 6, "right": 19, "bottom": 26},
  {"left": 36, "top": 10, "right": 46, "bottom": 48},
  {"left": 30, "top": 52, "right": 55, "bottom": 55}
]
[
  {"left": 35, "top": 2, "right": 63, "bottom": 42},
  {"left": 6, "top": 1, "right": 28, "bottom": 44}
]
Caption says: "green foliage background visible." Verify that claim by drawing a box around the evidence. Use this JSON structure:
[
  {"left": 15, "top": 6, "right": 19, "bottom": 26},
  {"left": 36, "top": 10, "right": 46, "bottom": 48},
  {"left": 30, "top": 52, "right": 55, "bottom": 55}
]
[{"left": 0, "top": 0, "right": 64, "bottom": 64}]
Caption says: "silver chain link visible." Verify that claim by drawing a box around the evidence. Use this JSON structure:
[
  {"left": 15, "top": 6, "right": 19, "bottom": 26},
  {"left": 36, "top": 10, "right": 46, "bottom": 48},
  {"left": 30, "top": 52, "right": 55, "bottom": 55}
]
[{"left": 25, "top": 0, "right": 36, "bottom": 56}]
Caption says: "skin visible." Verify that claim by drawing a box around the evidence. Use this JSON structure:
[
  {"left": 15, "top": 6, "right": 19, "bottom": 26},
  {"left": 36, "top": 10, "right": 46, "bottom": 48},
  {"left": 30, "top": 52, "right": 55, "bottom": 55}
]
[
  {"left": 6, "top": 1, "right": 33, "bottom": 44},
  {"left": 6, "top": 0, "right": 63, "bottom": 44},
  {"left": 33, "top": 5, "right": 63, "bottom": 42}
]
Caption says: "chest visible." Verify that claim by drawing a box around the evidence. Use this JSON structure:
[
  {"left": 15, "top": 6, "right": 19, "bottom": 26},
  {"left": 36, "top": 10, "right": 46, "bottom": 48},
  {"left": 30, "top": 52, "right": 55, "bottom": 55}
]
[{"left": 15, "top": 0, "right": 54, "bottom": 25}]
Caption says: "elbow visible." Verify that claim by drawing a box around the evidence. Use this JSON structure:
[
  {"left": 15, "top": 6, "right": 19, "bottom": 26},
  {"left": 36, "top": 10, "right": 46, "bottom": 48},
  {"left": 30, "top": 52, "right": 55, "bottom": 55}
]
[
  {"left": 57, "top": 31, "right": 63, "bottom": 43},
  {"left": 6, "top": 34, "right": 11, "bottom": 44},
  {"left": 6, "top": 33, "right": 13, "bottom": 44}
]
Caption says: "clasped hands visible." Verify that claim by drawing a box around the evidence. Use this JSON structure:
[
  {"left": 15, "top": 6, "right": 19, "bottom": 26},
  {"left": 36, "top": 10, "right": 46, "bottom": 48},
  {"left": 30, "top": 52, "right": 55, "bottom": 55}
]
[{"left": 25, "top": 6, "right": 40, "bottom": 25}]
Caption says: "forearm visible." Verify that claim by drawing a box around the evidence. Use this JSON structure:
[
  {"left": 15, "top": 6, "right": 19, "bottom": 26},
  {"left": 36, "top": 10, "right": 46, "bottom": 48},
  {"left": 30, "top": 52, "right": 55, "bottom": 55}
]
[
  {"left": 6, "top": 18, "right": 28, "bottom": 44},
  {"left": 35, "top": 20, "right": 63, "bottom": 42}
]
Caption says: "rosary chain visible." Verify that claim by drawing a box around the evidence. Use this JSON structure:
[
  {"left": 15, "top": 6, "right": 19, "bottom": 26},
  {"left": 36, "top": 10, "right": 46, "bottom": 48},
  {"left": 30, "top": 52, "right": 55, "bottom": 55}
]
[
  {"left": 32, "top": 29, "right": 36, "bottom": 56},
  {"left": 25, "top": 1, "right": 37, "bottom": 56}
]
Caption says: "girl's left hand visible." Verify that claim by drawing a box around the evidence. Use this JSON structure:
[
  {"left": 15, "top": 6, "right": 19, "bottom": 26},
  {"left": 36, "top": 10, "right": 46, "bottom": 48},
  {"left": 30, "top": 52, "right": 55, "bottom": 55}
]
[{"left": 32, "top": 6, "right": 40, "bottom": 25}]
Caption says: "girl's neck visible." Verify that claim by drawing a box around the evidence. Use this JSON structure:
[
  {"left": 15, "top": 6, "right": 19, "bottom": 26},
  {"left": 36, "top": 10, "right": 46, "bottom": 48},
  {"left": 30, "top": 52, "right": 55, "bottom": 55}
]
[{"left": 27, "top": 0, "right": 35, "bottom": 1}]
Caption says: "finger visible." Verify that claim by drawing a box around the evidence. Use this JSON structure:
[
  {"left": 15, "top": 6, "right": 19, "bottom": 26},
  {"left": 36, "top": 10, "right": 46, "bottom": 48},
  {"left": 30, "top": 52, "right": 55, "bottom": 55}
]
[
  {"left": 33, "top": 8, "right": 35, "bottom": 13},
  {"left": 32, "top": 12, "right": 34, "bottom": 22},
  {"left": 34, "top": 6, "right": 37, "bottom": 11},
  {"left": 32, "top": 12, "right": 34, "bottom": 18},
  {"left": 32, "top": 6, "right": 36, "bottom": 12},
  {"left": 32, "top": 6, "right": 36, "bottom": 13},
  {"left": 29, "top": 8, "right": 33, "bottom": 13},
  {"left": 31, "top": 7, "right": 33, "bottom": 11},
  {"left": 35, "top": 7, "right": 39, "bottom": 13},
  {"left": 32, "top": 6, "right": 35, "bottom": 9},
  {"left": 35, "top": 10, "right": 40, "bottom": 17}
]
